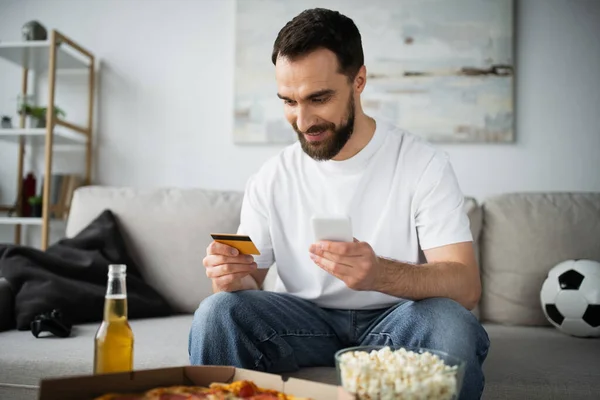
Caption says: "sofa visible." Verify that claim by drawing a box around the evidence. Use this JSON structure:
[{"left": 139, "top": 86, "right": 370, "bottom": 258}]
[{"left": 1, "top": 186, "right": 599, "bottom": 400}]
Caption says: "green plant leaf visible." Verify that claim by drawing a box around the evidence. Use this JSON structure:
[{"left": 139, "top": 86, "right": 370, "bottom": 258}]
[{"left": 20, "top": 103, "right": 67, "bottom": 119}]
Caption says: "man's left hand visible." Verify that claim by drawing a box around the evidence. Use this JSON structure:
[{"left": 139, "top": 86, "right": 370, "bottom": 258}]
[{"left": 309, "top": 239, "right": 380, "bottom": 291}]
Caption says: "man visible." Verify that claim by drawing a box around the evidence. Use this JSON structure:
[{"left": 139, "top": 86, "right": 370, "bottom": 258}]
[{"left": 189, "top": 8, "right": 490, "bottom": 400}]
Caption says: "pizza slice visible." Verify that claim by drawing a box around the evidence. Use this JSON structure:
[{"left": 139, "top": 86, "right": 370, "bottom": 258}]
[
  {"left": 144, "top": 385, "right": 230, "bottom": 399},
  {"left": 211, "top": 380, "right": 312, "bottom": 399},
  {"left": 92, "top": 379, "right": 312, "bottom": 400}
]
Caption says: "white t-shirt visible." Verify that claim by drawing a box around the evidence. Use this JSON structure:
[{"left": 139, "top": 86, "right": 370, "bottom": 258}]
[{"left": 237, "top": 117, "right": 472, "bottom": 310}]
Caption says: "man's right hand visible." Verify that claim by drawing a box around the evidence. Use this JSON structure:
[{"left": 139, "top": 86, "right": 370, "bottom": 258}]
[{"left": 203, "top": 241, "right": 258, "bottom": 292}]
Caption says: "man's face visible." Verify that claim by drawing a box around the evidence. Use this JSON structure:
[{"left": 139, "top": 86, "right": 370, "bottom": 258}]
[{"left": 275, "top": 49, "right": 355, "bottom": 161}]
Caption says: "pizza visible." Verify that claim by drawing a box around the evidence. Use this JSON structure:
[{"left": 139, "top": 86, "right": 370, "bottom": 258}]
[{"left": 93, "top": 379, "right": 311, "bottom": 400}]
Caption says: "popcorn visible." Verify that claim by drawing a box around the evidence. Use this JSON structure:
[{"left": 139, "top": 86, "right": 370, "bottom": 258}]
[{"left": 338, "top": 347, "right": 459, "bottom": 400}]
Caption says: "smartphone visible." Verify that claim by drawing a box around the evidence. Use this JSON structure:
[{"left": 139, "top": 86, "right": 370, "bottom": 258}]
[
  {"left": 210, "top": 233, "right": 261, "bottom": 255},
  {"left": 311, "top": 215, "right": 353, "bottom": 243}
]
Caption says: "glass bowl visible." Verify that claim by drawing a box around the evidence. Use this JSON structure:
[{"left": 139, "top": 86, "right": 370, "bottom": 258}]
[{"left": 334, "top": 345, "right": 466, "bottom": 400}]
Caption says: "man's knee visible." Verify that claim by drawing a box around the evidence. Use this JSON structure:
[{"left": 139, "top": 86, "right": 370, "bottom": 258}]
[
  {"left": 419, "top": 297, "right": 474, "bottom": 320},
  {"left": 189, "top": 291, "right": 254, "bottom": 357},
  {"left": 190, "top": 292, "right": 233, "bottom": 342},
  {"left": 191, "top": 290, "right": 273, "bottom": 338},
  {"left": 414, "top": 298, "right": 489, "bottom": 358},
  {"left": 196, "top": 291, "right": 239, "bottom": 314},
  {"left": 192, "top": 291, "right": 254, "bottom": 328}
]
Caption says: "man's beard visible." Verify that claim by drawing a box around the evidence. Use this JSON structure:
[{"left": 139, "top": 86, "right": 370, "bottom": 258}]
[{"left": 294, "top": 96, "right": 355, "bottom": 161}]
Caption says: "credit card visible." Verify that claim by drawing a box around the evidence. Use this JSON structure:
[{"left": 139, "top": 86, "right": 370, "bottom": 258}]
[{"left": 210, "top": 233, "right": 261, "bottom": 255}]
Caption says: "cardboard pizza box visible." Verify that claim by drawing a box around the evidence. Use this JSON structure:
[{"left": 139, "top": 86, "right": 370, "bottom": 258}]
[{"left": 38, "top": 365, "right": 355, "bottom": 400}]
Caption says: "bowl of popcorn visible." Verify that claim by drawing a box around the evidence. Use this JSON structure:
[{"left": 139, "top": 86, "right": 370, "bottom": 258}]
[{"left": 335, "top": 345, "right": 465, "bottom": 400}]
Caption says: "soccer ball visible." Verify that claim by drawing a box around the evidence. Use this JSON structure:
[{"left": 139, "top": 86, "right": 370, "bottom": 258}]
[{"left": 540, "top": 259, "right": 600, "bottom": 338}]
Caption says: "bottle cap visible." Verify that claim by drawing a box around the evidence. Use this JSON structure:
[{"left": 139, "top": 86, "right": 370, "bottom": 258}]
[{"left": 108, "top": 264, "right": 127, "bottom": 276}]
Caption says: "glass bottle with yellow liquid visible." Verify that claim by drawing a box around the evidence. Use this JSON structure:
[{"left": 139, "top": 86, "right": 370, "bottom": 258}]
[{"left": 94, "top": 264, "right": 134, "bottom": 374}]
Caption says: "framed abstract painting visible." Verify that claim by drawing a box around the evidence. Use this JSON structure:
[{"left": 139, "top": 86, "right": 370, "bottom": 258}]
[{"left": 233, "top": 0, "right": 514, "bottom": 144}]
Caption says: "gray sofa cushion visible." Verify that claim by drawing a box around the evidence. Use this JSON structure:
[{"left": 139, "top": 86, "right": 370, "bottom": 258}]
[
  {"left": 0, "top": 315, "right": 193, "bottom": 398},
  {"left": 480, "top": 324, "right": 600, "bottom": 400},
  {"left": 66, "top": 187, "right": 245, "bottom": 314},
  {"left": 288, "top": 324, "right": 600, "bottom": 400},
  {"left": 2, "top": 318, "right": 599, "bottom": 400},
  {"left": 480, "top": 193, "right": 600, "bottom": 325}
]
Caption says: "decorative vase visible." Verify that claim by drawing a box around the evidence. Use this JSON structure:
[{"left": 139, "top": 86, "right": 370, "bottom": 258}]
[{"left": 22, "top": 21, "right": 47, "bottom": 41}]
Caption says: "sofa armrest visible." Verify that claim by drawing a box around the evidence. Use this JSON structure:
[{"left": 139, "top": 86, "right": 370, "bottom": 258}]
[{"left": 0, "top": 277, "right": 16, "bottom": 331}]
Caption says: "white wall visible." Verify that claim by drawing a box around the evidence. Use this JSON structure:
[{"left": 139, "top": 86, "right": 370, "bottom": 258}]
[{"left": 1, "top": 0, "right": 600, "bottom": 245}]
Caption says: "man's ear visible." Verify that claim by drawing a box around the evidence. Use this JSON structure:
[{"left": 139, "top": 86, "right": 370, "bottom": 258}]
[{"left": 354, "top": 65, "right": 367, "bottom": 95}]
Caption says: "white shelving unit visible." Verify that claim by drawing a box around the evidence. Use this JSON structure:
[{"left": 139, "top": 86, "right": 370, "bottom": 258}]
[
  {"left": 0, "top": 40, "right": 90, "bottom": 72},
  {"left": 0, "top": 128, "right": 87, "bottom": 146},
  {"left": 0, "top": 216, "right": 66, "bottom": 226},
  {"left": 0, "top": 30, "right": 95, "bottom": 249}
]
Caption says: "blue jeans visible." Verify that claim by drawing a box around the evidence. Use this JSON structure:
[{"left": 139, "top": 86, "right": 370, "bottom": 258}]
[{"left": 188, "top": 291, "right": 490, "bottom": 400}]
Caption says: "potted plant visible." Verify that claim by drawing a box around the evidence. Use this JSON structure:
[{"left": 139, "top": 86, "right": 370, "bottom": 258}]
[
  {"left": 28, "top": 195, "right": 43, "bottom": 217},
  {"left": 1, "top": 115, "right": 12, "bottom": 129},
  {"left": 19, "top": 103, "right": 66, "bottom": 128}
]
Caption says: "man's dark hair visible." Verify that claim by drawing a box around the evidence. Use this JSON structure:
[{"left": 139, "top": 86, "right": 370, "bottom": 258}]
[{"left": 271, "top": 8, "right": 364, "bottom": 80}]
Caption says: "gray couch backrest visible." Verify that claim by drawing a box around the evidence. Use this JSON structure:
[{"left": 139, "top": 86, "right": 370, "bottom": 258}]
[
  {"left": 67, "top": 186, "right": 244, "bottom": 314},
  {"left": 479, "top": 192, "right": 600, "bottom": 326},
  {"left": 67, "top": 187, "right": 600, "bottom": 326}
]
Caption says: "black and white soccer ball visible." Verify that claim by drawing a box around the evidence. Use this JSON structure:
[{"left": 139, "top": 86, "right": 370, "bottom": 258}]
[{"left": 540, "top": 259, "right": 600, "bottom": 338}]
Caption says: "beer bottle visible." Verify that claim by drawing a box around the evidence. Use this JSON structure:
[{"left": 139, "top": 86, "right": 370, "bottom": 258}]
[{"left": 94, "top": 264, "right": 134, "bottom": 374}]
